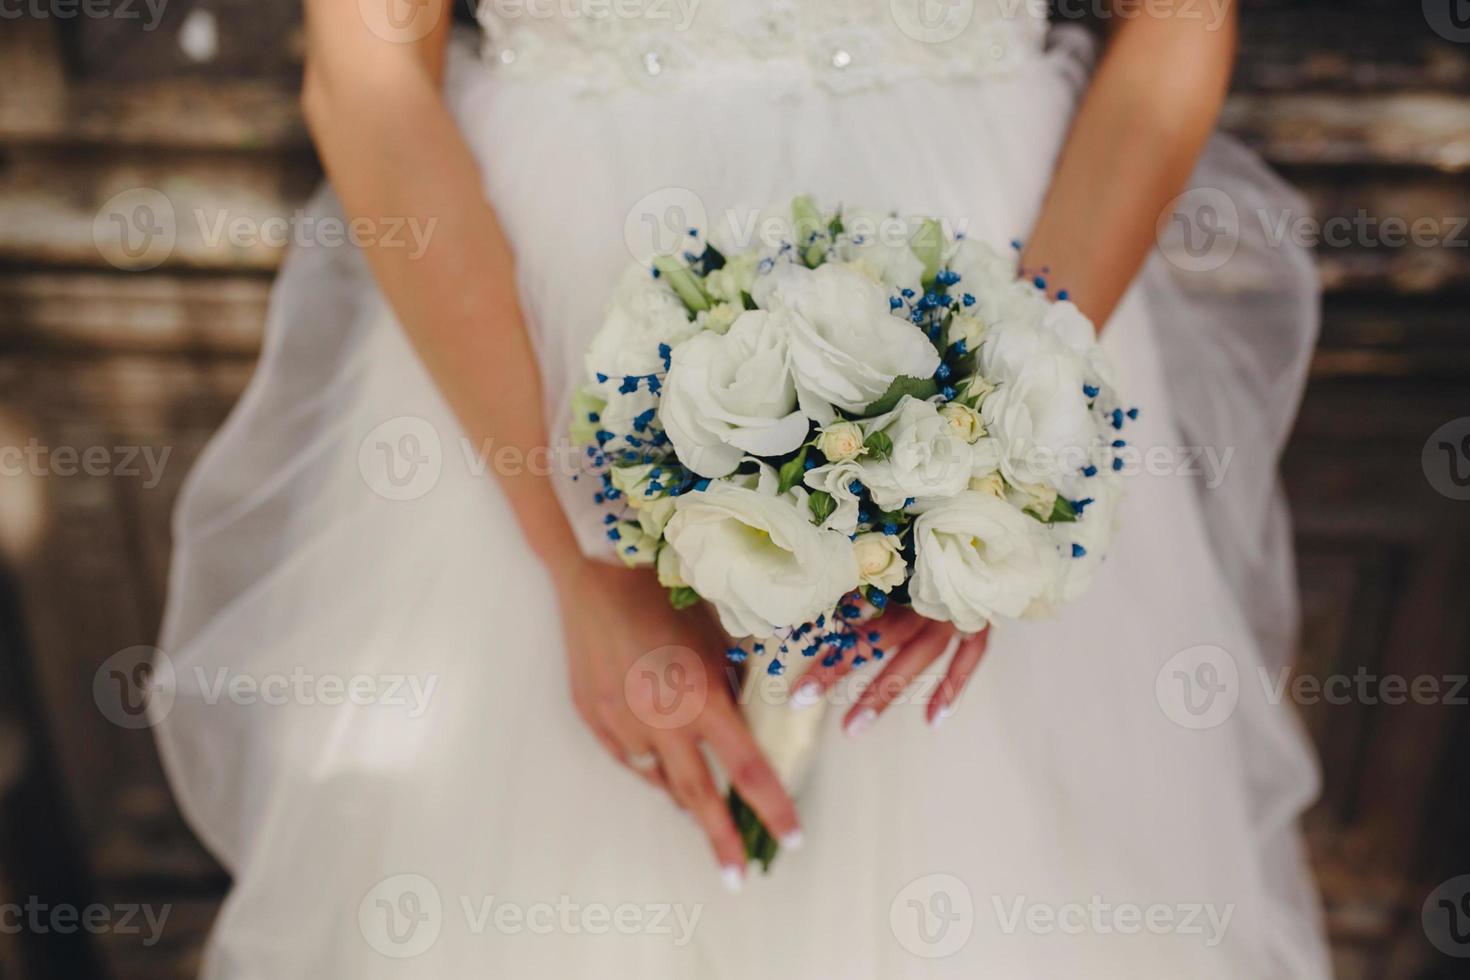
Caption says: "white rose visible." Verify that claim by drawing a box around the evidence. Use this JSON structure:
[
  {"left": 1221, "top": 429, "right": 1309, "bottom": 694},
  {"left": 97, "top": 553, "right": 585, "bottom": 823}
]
[
  {"left": 611, "top": 521, "right": 658, "bottom": 568},
  {"left": 699, "top": 302, "right": 740, "bottom": 335},
  {"left": 801, "top": 458, "right": 865, "bottom": 535},
  {"left": 856, "top": 396, "right": 972, "bottom": 511},
  {"left": 703, "top": 252, "right": 760, "bottom": 306},
  {"left": 610, "top": 462, "right": 664, "bottom": 507},
  {"left": 1006, "top": 480, "right": 1058, "bottom": 521},
  {"left": 664, "top": 481, "right": 859, "bottom": 638},
  {"left": 938, "top": 402, "right": 985, "bottom": 442},
  {"left": 981, "top": 343, "right": 1097, "bottom": 489},
  {"left": 835, "top": 209, "right": 925, "bottom": 295},
  {"left": 948, "top": 312, "right": 989, "bottom": 354},
  {"left": 585, "top": 265, "right": 701, "bottom": 387},
  {"left": 656, "top": 543, "right": 686, "bottom": 588},
  {"left": 908, "top": 491, "right": 1058, "bottom": 632},
  {"left": 969, "top": 470, "right": 1006, "bottom": 499},
  {"left": 661, "top": 310, "right": 809, "bottom": 478},
  {"left": 638, "top": 496, "right": 676, "bottom": 538},
  {"left": 592, "top": 388, "right": 661, "bottom": 457},
  {"left": 753, "top": 263, "right": 940, "bottom": 422},
  {"left": 945, "top": 239, "right": 1045, "bottom": 334},
  {"left": 816, "top": 420, "right": 866, "bottom": 462},
  {"left": 853, "top": 532, "right": 907, "bottom": 592}
]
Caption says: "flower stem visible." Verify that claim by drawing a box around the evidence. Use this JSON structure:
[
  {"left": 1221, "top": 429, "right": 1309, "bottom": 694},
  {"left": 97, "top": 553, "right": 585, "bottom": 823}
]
[{"left": 727, "top": 787, "right": 779, "bottom": 872}]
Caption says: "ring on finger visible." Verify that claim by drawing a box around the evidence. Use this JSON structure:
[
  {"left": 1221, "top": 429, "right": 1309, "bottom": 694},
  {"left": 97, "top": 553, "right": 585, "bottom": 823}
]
[{"left": 627, "top": 750, "right": 660, "bottom": 772}]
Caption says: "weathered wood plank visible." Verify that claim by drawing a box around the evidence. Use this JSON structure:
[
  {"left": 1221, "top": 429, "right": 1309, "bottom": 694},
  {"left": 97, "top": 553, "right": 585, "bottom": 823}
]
[{"left": 0, "top": 273, "right": 270, "bottom": 354}]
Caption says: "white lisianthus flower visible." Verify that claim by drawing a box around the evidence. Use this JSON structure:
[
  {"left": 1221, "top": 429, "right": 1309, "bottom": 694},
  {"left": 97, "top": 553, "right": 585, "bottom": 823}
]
[
  {"left": 856, "top": 396, "right": 972, "bottom": 510},
  {"left": 655, "top": 543, "right": 685, "bottom": 588},
  {"left": 908, "top": 491, "right": 1058, "bottom": 633},
  {"left": 835, "top": 208, "right": 926, "bottom": 295},
  {"left": 661, "top": 310, "right": 809, "bottom": 478},
  {"left": 980, "top": 346, "right": 1096, "bottom": 488},
  {"left": 816, "top": 420, "right": 866, "bottom": 462},
  {"left": 611, "top": 521, "right": 658, "bottom": 567},
  {"left": 638, "top": 496, "right": 676, "bottom": 538},
  {"left": 664, "top": 482, "right": 858, "bottom": 638},
  {"left": 852, "top": 532, "right": 907, "bottom": 592},
  {"left": 584, "top": 265, "right": 701, "bottom": 386},
  {"left": 938, "top": 402, "right": 985, "bottom": 443},
  {"left": 1044, "top": 474, "right": 1122, "bottom": 608},
  {"left": 753, "top": 263, "right": 940, "bottom": 422},
  {"left": 801, "top": 458, "right": 866, "bottom": 535}
]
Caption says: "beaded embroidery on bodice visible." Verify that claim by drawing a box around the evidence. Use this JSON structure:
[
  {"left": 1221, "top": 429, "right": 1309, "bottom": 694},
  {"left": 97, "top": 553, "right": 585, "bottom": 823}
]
[{"left": 475, "top": 0, "right": 1051, "bottom": 95}]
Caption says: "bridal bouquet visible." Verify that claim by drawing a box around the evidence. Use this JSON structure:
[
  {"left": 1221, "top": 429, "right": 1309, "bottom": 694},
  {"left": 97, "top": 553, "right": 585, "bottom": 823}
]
[{"left": 572, "top": 197, "right": 1132, "bottom": 869}]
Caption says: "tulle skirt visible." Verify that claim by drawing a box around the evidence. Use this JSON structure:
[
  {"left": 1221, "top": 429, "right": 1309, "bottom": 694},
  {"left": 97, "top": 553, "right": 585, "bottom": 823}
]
[{"left": 154, "top": 29, "right": 1329, "bottom": 979}]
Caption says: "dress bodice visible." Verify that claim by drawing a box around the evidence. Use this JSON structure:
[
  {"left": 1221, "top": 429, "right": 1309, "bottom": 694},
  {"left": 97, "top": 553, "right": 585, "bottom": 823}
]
[{"left": 475, "top": 0, "right": 1051, "bottom": 95}]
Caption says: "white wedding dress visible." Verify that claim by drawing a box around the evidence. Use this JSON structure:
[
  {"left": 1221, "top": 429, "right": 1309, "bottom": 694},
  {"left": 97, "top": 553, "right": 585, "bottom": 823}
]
[{"left": 154, "top": 3, "right": 1332, "bottom": 977}]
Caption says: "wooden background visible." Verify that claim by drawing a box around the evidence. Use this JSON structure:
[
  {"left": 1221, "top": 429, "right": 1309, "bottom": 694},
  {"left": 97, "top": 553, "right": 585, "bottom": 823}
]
[{"left": 0, "top": 1, "right": 1467, "bottom": 977}]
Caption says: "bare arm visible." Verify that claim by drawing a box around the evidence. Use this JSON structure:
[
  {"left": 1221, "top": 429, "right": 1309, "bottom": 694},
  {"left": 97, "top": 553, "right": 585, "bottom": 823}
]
[
  {"left": 300, "top": 1, "right": 581, "bottom": 573},
  {"left": 1022, "top": 2, "right": 1238, "bottom": 327},
  {"left": 300, "top": 0, "right": 799, "bottom": 886}
]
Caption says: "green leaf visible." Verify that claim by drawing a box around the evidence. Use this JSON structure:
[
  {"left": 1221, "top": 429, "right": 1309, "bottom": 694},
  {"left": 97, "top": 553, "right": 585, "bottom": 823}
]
[
  {"left": 652, "top": 255, "right": 711, "bottom": 314},
  {"left": 909, "top": 217, "right": 945, "bottom": 286},
  {"left": 808, "top": 489, "right": 836, "bottom": 525},
  {"left": 777, "top": 446, "right": 810, "bottom": 494},
  {"left": 1048, "top": 495, "right": 1079, "bottom": 524},
  {"left": 740, "top": 290, "right": 758, "bottom": 311},
  {"left": 863, "top": 429, "right": 894, "bottom": 460},
  {"left": 862, "top": 375, "right": 939, "bottom": 416},
  {"left": 668, "top": 586, "right": 701, "bottom": 610}
]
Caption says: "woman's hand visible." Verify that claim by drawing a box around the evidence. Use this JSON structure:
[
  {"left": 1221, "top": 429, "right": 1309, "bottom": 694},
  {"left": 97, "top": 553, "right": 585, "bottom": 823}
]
[
  {"left": 550, "top": 557, "right": 802, "bottom": 890},
  {"left": 791, "top": 606, "right": 990, "bottom": 734}
]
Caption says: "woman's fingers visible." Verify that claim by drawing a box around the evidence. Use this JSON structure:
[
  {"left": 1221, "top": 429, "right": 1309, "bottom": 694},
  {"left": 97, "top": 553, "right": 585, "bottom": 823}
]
[
  {"left": 594, "top": 696, "right": 669, "bottom": 790},
  {"left": 789, "top": 605, "right": 928, "bottom": 710},
  {"left": 657, "top": 736, "right": 748, "bottom": 890},
  {"left": 930, "top": 628, "right": 990, "bottom": 726},
  {"left": 843, "top": 621, "right": 958, "bottom": 735},
  {"left": 699, "top": 702, "right": 803, "bottom": 851}
]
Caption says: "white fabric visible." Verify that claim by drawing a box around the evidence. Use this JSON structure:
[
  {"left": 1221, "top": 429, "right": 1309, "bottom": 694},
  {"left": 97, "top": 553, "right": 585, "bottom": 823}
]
[{"left": 154, "top": 12, "right": 1330, "bottom": 978}]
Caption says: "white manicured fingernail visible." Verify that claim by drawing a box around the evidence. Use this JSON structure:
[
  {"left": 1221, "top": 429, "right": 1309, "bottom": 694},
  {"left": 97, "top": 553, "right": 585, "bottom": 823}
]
[
  {"left": 845, "top": 708, "right": 876, "bottom": 737},
  {"left": 789, "top": 683, "right": 820, "bottom": 711},
  {"left": 931, "top": 704, "right": 955, "bottom": 728},
  {"left": 781, "top": 829, "right": 805, "bottom": 851},
  {"left": 721, "top": 865, "right": 744, "bottom": 893}
]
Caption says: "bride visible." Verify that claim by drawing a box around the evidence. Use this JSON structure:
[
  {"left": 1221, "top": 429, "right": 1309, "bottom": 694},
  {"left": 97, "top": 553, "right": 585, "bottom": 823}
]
[{"left": 153, "top": 1, "right": 1331, "bottom": 976}]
